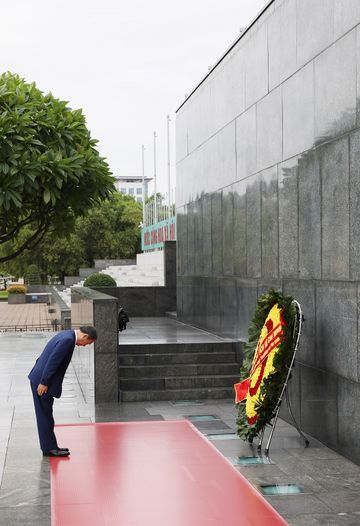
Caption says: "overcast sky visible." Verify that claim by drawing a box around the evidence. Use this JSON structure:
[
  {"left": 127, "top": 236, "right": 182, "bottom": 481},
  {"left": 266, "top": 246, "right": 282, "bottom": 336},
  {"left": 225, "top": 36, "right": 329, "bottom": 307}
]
[{"left": 1, "top": 0, "right": 266, "bottom": 196}]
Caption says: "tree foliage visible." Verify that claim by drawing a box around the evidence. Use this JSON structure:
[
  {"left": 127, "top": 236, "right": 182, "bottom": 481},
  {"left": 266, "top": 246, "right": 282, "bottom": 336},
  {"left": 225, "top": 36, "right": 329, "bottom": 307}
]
[
  {"left": 0, "top": 191, "right": 142, "bottom": 281},
  {"left": 0, "top": 72, "right": 114, "bottom": 262},
  {"left": 25, "top": 263, "right": 41, "bottom": 285}
]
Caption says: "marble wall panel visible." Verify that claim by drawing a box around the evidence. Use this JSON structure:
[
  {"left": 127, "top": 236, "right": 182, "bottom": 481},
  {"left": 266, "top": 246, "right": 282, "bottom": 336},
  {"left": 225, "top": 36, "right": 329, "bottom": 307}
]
[
  {"left": 350, "top": 131, "right": 360, "bottom": 280},
  {"left": 298, "top": 150, "right": 321, "bottom": 279},
  {"left": 220, "top": 278, "right": 238, "bottom": 338},
  {"left": 261, "top": 166, "right": 279, "bottom": 278},
  {"left": 300, "top": 364, "right": 338, "bottom": 450},
  {"left": 202, "top": 194, "right": 212, "bottom": 276},
  {"left": 193, "top": 277, "right": 207, "bottom": 329},
  {"left": 283, "top": 280, "right": 316, "bottom": 367},
  {"left": 282, "top": 62, "right": 314, "bottom": 160},
  {"left": 176, "top": 276, "right": 183, "bottom": 318},
  {"left": 202, "top": 121, "right": 237, "bottom": 196},
  {"left": 232, "top": 180, "right": 247, "bottom": 277},
  {"left": 96, "top": 353, "right": 118, "bottom": 403},
  {"left": 279, "top": 363, "right": 301, "bottom": 427},
  {"left": 296, "top": 0, "right": 334, "bottom": 68},
  {"left": 205, "top": 278, "right": 221, "bottom": 334},
  {"left": 176, "top": 107, "right": 188, "bottom": 163},
  {"left": 176, "top": 154, "right": 194, "bottom": 208},
  {"left": 244, "top": 23, "right": 268, "bottom": 108},
  {"left": 320, "top": 137, "right": 350, "bottom": 280},
  {"left": 182, "top": 276, "right": 195, "bottom": 324},
  {"left": 222, "top": 189, "right": 234, "bottom": 276},
  {"left": 357, "top": 26, "right": 360, "bottom": 126},
  {"left": 246, "top": 175, "right": 262, "bottom": 278},
  {"left": 337, "top": 377, "right": 360, "bottom": 463},
  {"left": 235, "top": 105, "right": 257, "bottom": 180},
  {"left": 187, "top": 83, "right": 212, "bottom": 153},
  {"left": 176, "top": 209, "right": 187, "bottom": 276},
  {"left": 268, "top": 0, "right": 297, "bottom": 90},
  {"left": 278, "top": 158, "right": 298, "bottom": 278},
  {"left": 316, "top": 282, "right": 357, "bottom": 382},
  {"left": 211, "top": 192, "right": 223, "bottom": 276},
  {"left": 210, "top": 45, "right": 246, "bottom": 131},
  {"left": 186, "top": 202, "right": 195, "bottom": 276},
  {"left": 314, "top": 30, "right": 357, "bottom": 143},
  {"left": 256, "top": 86, "right": 282, "bottom": 172},
  {"left": 94, "top": 300, "right": 118, "bottom": 355},
  {"left": 334, "top": 0, "right": 360, "bottom": 41},
  {"left": 194, "top": 198, "right": 204, "bottom": 276},
  {"left": 235, "top": 279, "right": 259, "bottom": 341}
]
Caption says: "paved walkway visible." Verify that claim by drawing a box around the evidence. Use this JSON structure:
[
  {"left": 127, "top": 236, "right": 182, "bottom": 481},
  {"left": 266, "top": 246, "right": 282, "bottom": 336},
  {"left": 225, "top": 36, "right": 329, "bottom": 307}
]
[
  {"left": 1, "top": 321, "right": 360, "bottom": 524},
  {"left": 0, "top": 302, "right": 55, "bottom": 330}
]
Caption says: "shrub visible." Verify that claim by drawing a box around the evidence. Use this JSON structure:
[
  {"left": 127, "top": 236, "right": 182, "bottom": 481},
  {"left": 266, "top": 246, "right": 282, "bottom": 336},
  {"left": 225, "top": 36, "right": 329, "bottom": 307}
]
[
  {"left": 83, "top": 273, "right": 116, "bottom": 287},
  {"left": 7, "top": 284, "right": 27, "bottom": 294},
  {"left": 25, "top": 264, "right": 42, "bottom": 285}
]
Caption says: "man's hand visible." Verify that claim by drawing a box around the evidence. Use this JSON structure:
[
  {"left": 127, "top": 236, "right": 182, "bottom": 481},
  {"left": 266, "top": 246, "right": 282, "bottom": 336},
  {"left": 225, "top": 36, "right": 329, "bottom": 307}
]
[{"left": 37, "top": 384, "right": 48, "bottom": 396}]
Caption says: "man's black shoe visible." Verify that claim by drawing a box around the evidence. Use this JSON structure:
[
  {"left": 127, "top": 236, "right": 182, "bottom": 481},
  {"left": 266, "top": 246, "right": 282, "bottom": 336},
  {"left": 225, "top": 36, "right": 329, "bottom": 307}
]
[
  {"left": 57, "top": 447, "right": 70, "bottom": 452},
  {"left": 43, "top": 449, "right": 70, "bottom": 457}
]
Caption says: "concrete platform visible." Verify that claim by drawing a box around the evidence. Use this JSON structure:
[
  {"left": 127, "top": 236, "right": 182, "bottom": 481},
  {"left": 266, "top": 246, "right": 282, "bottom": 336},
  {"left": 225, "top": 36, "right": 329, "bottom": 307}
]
[{"left": 1, "top": 331, "right": 360, "bottom": 524}]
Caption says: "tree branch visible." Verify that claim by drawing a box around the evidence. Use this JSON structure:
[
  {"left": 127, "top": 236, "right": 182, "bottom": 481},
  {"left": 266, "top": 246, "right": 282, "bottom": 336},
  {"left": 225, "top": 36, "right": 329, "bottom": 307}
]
[{"left": 0, "top": 220, "right": 49, "bottom": 263}]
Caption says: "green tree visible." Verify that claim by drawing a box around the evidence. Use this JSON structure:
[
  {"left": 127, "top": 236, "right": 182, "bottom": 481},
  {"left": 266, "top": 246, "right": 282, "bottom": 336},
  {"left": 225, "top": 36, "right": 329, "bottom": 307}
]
[
  {"left": 41, "top": 233, "right": 86, "bottom": 282},
  {"left": 0, "top": 191, "right": 142, "bottom": 281},
  {"left": 25, "top": 263, "right": 41, "bottom": 285},
  {"left": 0, "top": 72, "right": 114, "bottom": 263},
  {"left": 75, "top": 192, "right": 142, "bottom": 266}
]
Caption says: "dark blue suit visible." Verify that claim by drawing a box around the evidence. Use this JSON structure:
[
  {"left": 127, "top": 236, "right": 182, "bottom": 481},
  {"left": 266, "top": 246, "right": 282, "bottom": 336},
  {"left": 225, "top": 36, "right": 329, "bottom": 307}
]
[{"left": 28, "top": 330, "right": 76, "bottom": 452}]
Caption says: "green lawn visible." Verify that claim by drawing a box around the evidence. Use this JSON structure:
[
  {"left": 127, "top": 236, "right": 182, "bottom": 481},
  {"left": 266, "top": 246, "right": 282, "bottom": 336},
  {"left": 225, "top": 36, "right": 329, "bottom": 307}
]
[{"left": 0, "top": 290, "right": 8, "bottom": 300}]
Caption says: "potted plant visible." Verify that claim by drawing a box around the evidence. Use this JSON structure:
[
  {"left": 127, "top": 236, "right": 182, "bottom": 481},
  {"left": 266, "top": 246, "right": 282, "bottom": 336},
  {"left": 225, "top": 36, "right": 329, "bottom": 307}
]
[{"left": 7, "top": 284, "right": 27, "bottom": 304}]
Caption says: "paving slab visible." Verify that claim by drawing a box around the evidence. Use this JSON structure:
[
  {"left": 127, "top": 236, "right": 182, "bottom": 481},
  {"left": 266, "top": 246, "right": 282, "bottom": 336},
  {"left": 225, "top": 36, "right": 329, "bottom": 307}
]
[{"left": 0, "top": 331, "right": 360, "bottom": 525}]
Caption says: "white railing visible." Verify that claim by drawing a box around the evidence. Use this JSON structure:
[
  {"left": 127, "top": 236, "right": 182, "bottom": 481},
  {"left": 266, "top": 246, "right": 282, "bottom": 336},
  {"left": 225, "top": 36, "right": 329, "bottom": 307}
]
[{"left": 143, "top": 189, "right": 176, "bottom": 226}]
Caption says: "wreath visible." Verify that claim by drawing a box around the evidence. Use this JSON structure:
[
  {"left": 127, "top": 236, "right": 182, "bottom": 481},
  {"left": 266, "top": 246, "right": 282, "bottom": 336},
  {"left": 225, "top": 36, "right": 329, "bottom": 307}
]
[{"left": 235, "top": 289, "right": 296, "bottom": 441}]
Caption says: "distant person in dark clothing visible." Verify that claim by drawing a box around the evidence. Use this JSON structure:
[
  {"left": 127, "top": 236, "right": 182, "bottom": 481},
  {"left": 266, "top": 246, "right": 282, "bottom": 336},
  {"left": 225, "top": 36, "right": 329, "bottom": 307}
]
[
  {"left": 118, "top": 307, "right": 129, "bottom": 331},
  {"left": 28, "top": 326, "right": 97, "bottom": 457}
]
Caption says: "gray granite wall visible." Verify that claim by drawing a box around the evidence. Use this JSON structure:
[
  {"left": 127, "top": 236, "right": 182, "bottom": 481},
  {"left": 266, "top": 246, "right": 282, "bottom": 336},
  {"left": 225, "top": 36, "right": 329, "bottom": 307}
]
[
  {"left": 71, "top": 287, "right": 118, "bottom": 403},
  {"left": 176, "top": 0, "right": 360, "bottom": 462}
]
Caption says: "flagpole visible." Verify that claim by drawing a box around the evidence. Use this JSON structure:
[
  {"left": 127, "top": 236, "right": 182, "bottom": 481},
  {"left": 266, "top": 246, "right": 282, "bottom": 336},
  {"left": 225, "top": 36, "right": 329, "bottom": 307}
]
[
  {"left": 153, "top": 131, "right": 157, "bottom": 224},
  {"left": 167, "top": 114, "right": 171, "bottom": 218},
  {"left": 141, "top": 144, "right": 145, "bottom": 225}
]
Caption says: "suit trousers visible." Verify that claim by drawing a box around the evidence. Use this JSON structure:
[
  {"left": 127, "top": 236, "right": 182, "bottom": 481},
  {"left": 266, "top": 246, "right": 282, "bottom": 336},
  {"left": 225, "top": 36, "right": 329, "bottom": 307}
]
[{"left": 30, "top": 381, "right": 58, "bottom": 452}]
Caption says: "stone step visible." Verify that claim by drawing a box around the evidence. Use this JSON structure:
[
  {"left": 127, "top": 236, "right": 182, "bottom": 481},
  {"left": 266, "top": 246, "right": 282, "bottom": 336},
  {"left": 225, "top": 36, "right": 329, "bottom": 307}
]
[
  {"left": 119, "top": 363, "right": 240, "bottom": 378},
  {"left": 119, "top": 351, "right": 237, "bottom": 366},
  {"left": 120, "top": 387, "right": 234, "bottom": 402},
  {"left": 118, "top": 342, "right": 239, "bottom": 354},
  {"left": 119, "top": 374, "right": 239, "bottom": 391}
]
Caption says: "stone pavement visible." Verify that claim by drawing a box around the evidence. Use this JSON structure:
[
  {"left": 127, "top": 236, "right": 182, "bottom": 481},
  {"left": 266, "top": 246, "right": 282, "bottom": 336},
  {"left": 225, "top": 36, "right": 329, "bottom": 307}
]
[
  {"left": 1, "top": 329, "right": 360, "bottom": 525},
  {"left": 0, "top": 302, "right": 55, "bottom": 331}
]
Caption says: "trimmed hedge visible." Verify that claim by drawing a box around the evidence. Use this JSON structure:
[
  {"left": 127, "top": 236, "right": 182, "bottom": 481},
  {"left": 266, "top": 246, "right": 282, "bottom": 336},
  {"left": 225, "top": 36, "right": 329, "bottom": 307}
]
[{"left": 83, "top": 273, "right": 116, "bottom": 287}]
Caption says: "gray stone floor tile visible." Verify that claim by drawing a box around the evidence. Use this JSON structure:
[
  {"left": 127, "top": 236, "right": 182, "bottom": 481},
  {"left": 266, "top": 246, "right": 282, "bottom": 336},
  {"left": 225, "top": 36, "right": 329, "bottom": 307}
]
[
  {"left": 285, "top": 512, "right": 360, "bottom": 525},
  {"left": 0, "top": 505, "right": 50, "bottom": 526},
  {"left": 265, "top": 494, "right": 332, "bottom": 516},
  {"left": 317, "top": 490, "right": 360, "bottom": 513}
]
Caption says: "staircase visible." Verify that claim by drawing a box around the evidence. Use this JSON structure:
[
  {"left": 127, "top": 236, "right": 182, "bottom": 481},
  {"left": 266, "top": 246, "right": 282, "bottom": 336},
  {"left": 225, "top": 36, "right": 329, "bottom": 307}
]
[{"left": 119, "top": 341, "right": 241, "bottom": 402}]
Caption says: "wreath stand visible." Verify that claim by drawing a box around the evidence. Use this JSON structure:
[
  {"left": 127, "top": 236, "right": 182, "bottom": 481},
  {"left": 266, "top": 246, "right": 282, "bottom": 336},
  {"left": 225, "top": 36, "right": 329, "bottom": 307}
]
[{"left": 254, "top": 300, "right": 310, "bottom": 455}]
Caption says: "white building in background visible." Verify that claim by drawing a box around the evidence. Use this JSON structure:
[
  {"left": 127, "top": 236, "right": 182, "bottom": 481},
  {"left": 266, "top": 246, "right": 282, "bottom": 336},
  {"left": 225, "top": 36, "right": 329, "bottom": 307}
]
[{"left": 114, "top": 175, "right": 152, "bottom": 203}]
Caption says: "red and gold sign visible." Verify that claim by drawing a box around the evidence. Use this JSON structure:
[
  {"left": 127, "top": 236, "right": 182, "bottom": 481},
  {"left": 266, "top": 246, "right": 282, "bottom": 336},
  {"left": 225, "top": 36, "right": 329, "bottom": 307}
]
[{"left": 234, "top": 304, "right": 285, "bottom": 424}]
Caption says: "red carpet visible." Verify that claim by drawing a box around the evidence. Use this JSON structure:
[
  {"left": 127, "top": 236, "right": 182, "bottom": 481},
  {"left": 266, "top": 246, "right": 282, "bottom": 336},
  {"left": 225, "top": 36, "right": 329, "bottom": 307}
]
[{"left": 51, "top": 421, "right": 287, "bottom": 526}]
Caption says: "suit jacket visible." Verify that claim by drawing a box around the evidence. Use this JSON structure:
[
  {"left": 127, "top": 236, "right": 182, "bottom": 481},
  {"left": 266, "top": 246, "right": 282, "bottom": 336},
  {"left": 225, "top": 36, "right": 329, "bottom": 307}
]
[{"left": 28, "top": 330, "right": 76, "bottom": 398}]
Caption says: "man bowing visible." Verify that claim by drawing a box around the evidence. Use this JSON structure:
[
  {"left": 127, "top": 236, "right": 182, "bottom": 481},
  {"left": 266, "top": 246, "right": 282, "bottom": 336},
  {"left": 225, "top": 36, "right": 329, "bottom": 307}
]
[{"left": 28, "top": 326, "right": 97, "bottom": 457}]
